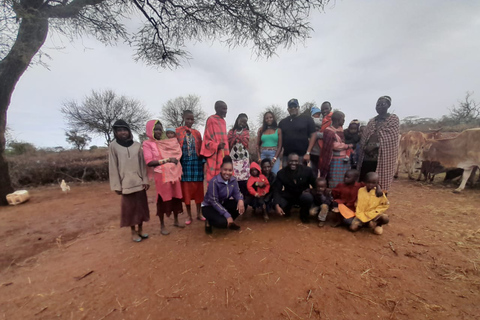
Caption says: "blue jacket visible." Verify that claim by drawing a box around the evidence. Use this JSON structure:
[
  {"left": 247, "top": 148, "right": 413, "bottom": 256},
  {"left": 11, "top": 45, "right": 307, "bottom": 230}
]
[{"left": 202, "top": 174, "right": 243, "bottom": 218}]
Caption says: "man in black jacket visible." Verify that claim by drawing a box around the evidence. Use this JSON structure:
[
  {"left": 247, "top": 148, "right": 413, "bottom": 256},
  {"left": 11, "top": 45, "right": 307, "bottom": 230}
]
[{"left": 274, "top": 153, "right": 316, "bottom": 223}]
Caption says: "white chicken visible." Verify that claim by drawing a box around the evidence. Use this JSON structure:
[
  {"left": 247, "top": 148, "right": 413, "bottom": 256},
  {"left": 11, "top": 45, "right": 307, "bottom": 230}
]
[{"left": 60, "top": 179, "right": 70, "bottom": 193}]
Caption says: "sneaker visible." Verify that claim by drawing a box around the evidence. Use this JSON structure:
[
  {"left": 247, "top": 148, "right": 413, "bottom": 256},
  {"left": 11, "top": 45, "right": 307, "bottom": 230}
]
[{"left": 318, "top": 221, "right": 325, "bottom": 228}]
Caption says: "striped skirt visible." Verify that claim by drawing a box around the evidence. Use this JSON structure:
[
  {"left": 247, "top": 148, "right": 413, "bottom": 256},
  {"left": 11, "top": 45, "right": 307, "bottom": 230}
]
[{"left": 328, "top": 158, "right": 351, "bottom": 189}]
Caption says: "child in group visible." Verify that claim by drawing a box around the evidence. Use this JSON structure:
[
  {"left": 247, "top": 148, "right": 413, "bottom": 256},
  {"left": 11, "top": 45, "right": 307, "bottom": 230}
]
[
  {"left": 331, "top": 169, "right": 365, "bottom": 225},
  {"left": 166, "top": 128, "right": 176, "bottom": 139},
  {"left": 309, "top": 177, "right": 334, "bottom": 227},
  {"left": 246, "top": 161, "right": 270, "bottom": 221},
  {"left": 261, "top": 158, "right": 276, "bottom": 214},
  {"left": 176, "top": 110, "right": 206, "bottom": 225},
  {"left": 350, "top": 172, "right": 390, "bottom": 235},
  {"left": 108, "top": 120, "right": 150, "bottom": 242},
  {"left": 332, "top": 169, "right": 384, "bottom": 230}
]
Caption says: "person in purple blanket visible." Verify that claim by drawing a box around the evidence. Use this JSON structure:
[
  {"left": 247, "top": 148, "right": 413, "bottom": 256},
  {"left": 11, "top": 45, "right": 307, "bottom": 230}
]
[{"left": 202, "top": 155, "right": 245, "bottom": 234}]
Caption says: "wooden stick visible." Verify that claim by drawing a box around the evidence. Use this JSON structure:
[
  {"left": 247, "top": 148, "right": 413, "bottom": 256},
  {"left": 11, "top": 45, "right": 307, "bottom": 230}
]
[
  {"left": 306, "top": 290, "right": 312, "bottom": 301},
  {"left": 225, "top": 288, "right": 229, "bottom": 307},
  {"left": 388, "top": 242, "right": 398, "bottom": 255},
  {"left": 338, "top": 287, "right": 378, "bottom": 305},
  {"left": 34, "top": 307, "right": 48, "bottom": 316},
  {"left": 98, "top": 308, "right": 116, "bottom": 320},
  {"left": 389, "top": 300, "right": 398, "bottom": 319},
  {"left": 74, "top": 270, "right": 94, "bottom": 281},
  {"left": 285, "top": 307, "right": 303, "bottom": 319},
  {"left": 309, "top": 303, "right": 313, "bottom": 318}
]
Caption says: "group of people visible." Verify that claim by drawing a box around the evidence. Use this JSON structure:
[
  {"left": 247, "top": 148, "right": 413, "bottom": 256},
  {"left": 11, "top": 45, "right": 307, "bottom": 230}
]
[{"left": 108, "top": 96, "right": 400, "bottom": 242}]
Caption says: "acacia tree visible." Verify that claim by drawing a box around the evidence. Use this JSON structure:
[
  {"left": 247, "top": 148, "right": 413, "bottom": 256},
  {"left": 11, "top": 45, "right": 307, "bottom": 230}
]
[
  {"left": 448, "top": 92, "right": 479, "bottom": 124},
  {"left": 161, "top": 95, "right": 206, "bottom": 128},
  {"left": 256, "top": 104, "right": 289, "bottom": 128},
  {"left": 0, "top": 0, "right": 330, "bottom": 203},
  {"left": 61, "top": 89, "right": 151, "bottom": 144},
  {"left": 65, "top": 129, "right": 91, "bottom": 151}
]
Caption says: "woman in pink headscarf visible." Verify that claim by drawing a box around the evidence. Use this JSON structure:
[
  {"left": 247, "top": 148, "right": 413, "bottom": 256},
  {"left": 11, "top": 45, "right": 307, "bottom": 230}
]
[{"left": 143, "top": 120, "right": 184, "bottom": 235}]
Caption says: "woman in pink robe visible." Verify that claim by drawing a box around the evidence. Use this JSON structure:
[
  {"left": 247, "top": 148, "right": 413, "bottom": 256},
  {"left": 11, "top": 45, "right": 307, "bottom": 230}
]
[{"left": 143, "top": 120, "right": 184, "bottom": 235}]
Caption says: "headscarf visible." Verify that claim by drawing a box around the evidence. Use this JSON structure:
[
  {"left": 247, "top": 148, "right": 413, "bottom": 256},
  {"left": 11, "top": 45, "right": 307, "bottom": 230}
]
[
  {"left": 348, "top": 119, "right": 361, "bottom": 130},
  {"left": 144, "top": 120, "right": 182, "bottom": 183},
  {"left": 112, "top": 119, "right": 134, "bottom": 147},
  {"left": 379, "top": 96, "right": 392, "bottom": 104}
]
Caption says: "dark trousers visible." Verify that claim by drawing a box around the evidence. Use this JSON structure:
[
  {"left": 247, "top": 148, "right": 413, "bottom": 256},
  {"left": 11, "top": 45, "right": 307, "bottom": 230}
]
[
  {"left": 245, "top": 195, "right": 265, "bottom": 209},
  {"left": 360, "top": 160, "right": 377, "bottom": 182},
  {"left": 202, "top": 199, "right": 240, "bottom": 229},
  {"left": 275, "top": 192, "right": 314, "bottom": 222},
  {"left": 238, "top": 180, "right": 248, "bottom": 198},
  {"left": 310, "top": 154, "right": 320, "bottom": 178}
]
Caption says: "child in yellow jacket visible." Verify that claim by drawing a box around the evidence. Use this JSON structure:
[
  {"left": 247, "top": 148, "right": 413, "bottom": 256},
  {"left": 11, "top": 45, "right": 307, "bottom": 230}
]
[{"left": 350, "top": 172, "right": 390, "bottom": 235}]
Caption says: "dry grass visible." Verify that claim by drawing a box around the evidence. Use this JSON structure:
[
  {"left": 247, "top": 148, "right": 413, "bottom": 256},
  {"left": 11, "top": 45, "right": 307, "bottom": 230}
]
[{"left": 6, "top": 149, "right": 108, "bottom": 187}]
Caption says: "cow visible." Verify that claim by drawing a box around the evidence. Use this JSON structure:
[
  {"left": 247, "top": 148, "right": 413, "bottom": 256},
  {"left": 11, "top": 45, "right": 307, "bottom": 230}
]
[
  {"left": 395, "top": 131, "right": 441, "bottom": 179},
  {"left": 418, "top": 128, "right": 480, "bottom": 193}
]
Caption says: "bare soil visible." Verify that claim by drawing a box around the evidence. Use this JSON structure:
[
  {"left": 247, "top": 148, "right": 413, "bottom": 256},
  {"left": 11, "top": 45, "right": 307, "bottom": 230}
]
[{"left": 1, "top": 177, "right": 479, "bottom": 319}]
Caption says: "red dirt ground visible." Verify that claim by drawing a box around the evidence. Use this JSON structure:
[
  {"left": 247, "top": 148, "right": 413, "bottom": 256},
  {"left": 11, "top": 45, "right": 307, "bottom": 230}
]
[{"left": 0, "top": 177, "right": 479, "bottom": 319}]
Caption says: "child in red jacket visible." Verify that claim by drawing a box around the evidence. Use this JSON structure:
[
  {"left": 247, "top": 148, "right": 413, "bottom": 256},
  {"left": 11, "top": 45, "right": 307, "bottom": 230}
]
[{"left": 246, "top": 162, "right": 270, "bottom": 221}]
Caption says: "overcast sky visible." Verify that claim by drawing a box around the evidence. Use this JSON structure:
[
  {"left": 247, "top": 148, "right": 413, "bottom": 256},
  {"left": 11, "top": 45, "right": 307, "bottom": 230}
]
[{"left": 6, "top": 0, "right": 480, "bottom": 148}]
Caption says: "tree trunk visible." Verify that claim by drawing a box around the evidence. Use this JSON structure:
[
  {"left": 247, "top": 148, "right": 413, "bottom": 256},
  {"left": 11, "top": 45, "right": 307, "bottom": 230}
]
[{"left": 0, "top": 14, "right": 49, "bottom": 205}]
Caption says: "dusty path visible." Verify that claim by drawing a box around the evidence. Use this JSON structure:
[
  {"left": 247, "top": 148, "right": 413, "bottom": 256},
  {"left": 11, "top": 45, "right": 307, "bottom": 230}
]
[{"left": 0, "top": 179, "right": 479, "bottom": 319}]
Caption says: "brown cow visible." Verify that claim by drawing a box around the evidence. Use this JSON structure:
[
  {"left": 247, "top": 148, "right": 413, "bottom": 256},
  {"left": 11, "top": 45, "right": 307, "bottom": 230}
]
[
  {"left": 395, "top": 131, "right": 441, "bottom": 179},
  {"left": 418, "top": 128, "right": 480, "bottom": 193}
]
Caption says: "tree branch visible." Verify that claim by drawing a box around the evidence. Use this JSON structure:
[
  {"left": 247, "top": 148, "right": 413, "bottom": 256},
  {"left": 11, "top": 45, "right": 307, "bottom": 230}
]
[{"left": 44, "top": 0, "right": 105, "bottom": 18}]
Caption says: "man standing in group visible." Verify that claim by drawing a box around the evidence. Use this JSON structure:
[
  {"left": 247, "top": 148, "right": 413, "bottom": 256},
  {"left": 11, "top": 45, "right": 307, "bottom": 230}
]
[
  {"left": 278, "top": 98, "right": 316, "bottom": 167},
  {"left": 201, "top": 101, "right": 229, "bottom": 182}
]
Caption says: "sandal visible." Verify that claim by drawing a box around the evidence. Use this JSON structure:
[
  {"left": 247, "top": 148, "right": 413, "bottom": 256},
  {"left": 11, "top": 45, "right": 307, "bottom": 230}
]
[
  {"left": 137, "top": 233, "right": 149, "bottom": 239},
  {"left": 197, "top": 216, "right": 206, "bottom": 221},
  {"left": 185, "top": 219, "right": 192, "bottom": 225}
]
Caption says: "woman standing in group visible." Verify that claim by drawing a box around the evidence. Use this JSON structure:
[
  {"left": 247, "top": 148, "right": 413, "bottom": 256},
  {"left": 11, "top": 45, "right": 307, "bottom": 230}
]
[
  {"left": 358, "top": 96, "right": 400, "bottom": 193},
  {"left": 143, "top": 120, "right": 184, "bottom": 235},
  {"left": 176, "top": 110, "right": 206, "bottom": 225},
  {"left": 202, "top": 156, "right": 245, "bottom": 234},
  {"left": 256, "top": 111, "right": 282, "bottom": 174},
  {"left": 228, "top": 113, "right": 250, "bottom": 196},
  {"left": 318, "top": 111, "right": 353, "bottom": 188},
  {"left": 108, "top": 120, "right": 150, "bottom": 242}
]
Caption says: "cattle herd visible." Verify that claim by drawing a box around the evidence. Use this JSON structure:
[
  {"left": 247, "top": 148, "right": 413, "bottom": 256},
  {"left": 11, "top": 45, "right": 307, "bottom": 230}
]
[{"left": 395, "top": 128, "right": 480, "bottom": 193}]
